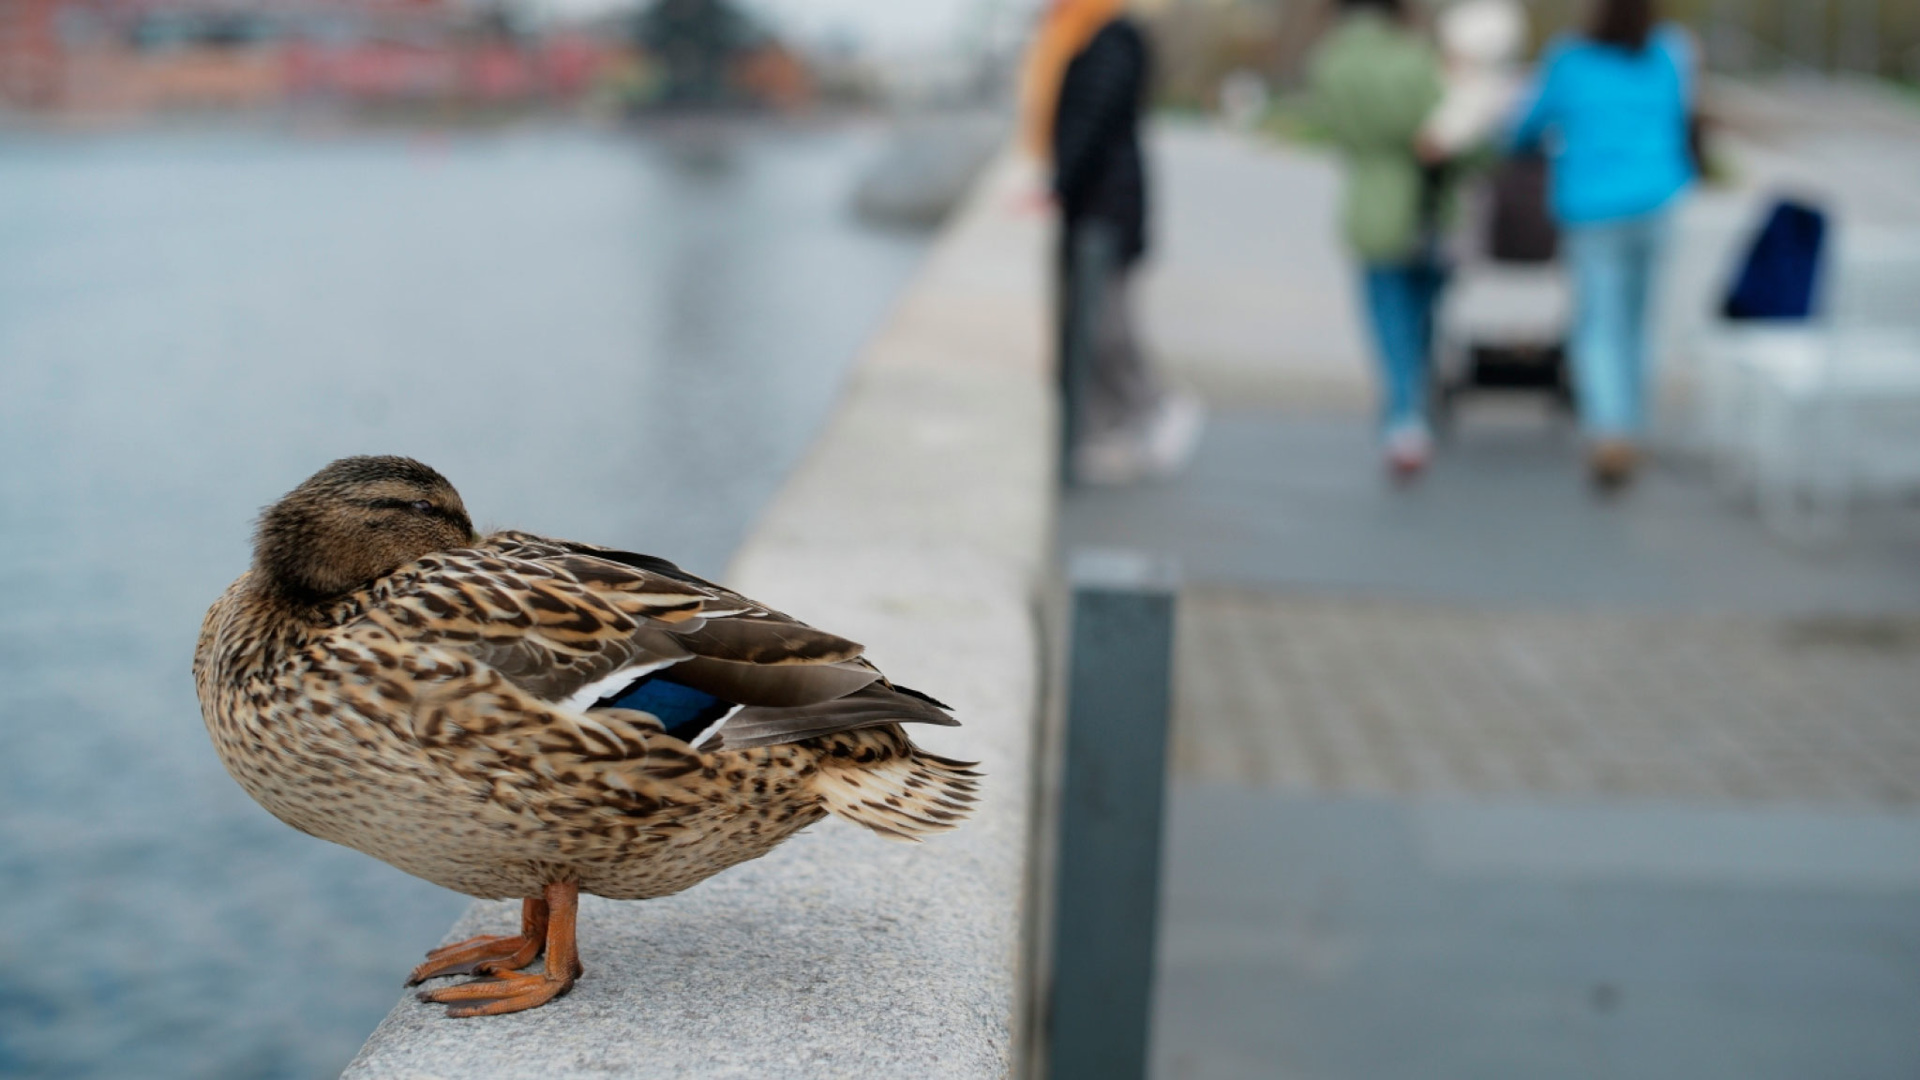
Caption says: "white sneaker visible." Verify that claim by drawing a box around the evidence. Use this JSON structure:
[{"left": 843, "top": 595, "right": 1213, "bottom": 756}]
[
  {"left": 1384, "top": 423, "right": 1432, "bottom": 481},
  {"left": 1073, "top": 393, "right": 1206, "bottom": 486},
  {"left": 1140, "top": 392, "right": 1205, "bottom": 479}
]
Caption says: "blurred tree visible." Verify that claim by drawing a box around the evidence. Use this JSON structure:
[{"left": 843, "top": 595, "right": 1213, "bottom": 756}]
[
  {"left": 632, "top": 0, "right": 757, "bottom": 106},
  {"left": 1136, "top": 0, "right": 1920, "bottom": 116}
]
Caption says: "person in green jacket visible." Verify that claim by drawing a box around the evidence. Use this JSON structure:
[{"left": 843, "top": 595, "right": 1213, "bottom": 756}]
[{"left": 1308, "top": 0, "right": 1445, "bottom": 478}]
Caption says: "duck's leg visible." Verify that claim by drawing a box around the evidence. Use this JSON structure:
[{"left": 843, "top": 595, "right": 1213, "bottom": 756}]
[
  {"left": 406, "top": 897, "right": 549, "bottom": 984},
  {"left": 417, "top": 882, "right": 582, "bottom": 1018}
]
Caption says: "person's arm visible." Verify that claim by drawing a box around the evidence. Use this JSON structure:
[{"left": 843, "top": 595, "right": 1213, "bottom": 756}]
[
  {"left": 1051, "top": 28, "right": 1140, "bottom": 203},
  {"left": 1659, "top": 23, "right": 1699, "bottom": 103},
  {"left": 1507, "top": 45, "right": 1563, "bottom": 152},
  {"left": 1405, "top": 40, "right": 1448, "bottom": 162},
  {"left": 1302, "top": 45, "right": 1339, "bottom": 148},
  {"left": 1658, "top": 24, "right": 1704, "bottom": 178}
]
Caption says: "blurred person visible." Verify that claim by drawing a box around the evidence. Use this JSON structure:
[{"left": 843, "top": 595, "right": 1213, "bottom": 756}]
[
  {"left": 1511, "top": 0, "right": 1696, "bottom": 491},
  {"left": 1024, "top": 0, "right": 1202, "bottom": 486},
  {"left": 1308, "top": 0, "right": 1446, "bottom": 480},
  {"left": 1419, "top": 0, "right": 1528, "bottom": 163}
]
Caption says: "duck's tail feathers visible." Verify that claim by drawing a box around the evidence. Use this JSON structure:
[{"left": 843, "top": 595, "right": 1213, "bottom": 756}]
[{"left": 810, "top": 726, "right": 980, "bottom": 841}]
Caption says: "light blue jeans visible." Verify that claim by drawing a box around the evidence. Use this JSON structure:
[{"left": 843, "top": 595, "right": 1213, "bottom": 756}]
[
  {"left": 1360, "top": 259, "right": 1445, "bottom": 436},
  {"left": 1564, "top": 212, "right": 1671, "bottom": 438}
]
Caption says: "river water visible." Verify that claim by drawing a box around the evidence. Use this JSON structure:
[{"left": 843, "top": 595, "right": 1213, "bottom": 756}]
[{"left": 0, "top": 120, "right": 929, "bottom": 1079}]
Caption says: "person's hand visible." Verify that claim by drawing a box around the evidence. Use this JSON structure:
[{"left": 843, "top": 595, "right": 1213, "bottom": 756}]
[
  {"left": 1010, "top": 187, "right": 1057, "bottom": 216},
  {"left": 1415, "top": 133, "right": 1449, "bottom": 166}
]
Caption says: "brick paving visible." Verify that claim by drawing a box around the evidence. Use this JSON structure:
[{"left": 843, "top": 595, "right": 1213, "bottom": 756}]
[{"left": 1174, "top": 586, "right": 1920, "bottom": 807}]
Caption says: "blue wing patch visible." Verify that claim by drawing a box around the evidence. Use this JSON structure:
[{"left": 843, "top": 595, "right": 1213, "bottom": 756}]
[{"left": 598, "top": 674, "right": 732, "bottom": 743}]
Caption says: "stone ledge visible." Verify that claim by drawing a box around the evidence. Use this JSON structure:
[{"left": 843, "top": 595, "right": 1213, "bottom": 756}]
[{"left": 340, "top": 151, "right": 1051, "bottom": 1080}]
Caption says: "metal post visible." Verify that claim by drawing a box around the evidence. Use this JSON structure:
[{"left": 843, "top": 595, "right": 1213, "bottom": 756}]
[{"left": 1045, "top": 549, "right": 1178, "bottom": 1080}]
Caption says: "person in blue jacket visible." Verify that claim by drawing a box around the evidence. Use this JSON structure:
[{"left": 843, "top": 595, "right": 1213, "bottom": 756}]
[{"left": 1512, "top": 0, "right": 1694, "bottom": 490}]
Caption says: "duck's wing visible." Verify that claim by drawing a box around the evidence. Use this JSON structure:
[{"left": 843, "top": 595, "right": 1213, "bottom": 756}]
[
  {"left": 346, "top": 532, "right": 956, "bottom": 751},
  {"left": 480, "top": 530, "right": 819, "bottom": 629}
]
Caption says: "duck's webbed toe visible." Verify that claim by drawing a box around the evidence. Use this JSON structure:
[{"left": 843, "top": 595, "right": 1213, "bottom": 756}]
[
  {"left": 406, "top": 896, "right": 550, "bottom": 984},
  {"left": 413, "top": 882, "right": 583, "bottom": 1018},
  {"left": 417, "top": 967, "right": 580, "bottom": 1018},
  {"left": 408, "top": 933, "right": 542, "bottom": 984}
]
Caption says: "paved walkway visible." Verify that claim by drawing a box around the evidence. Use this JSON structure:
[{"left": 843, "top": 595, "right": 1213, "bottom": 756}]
[
  {"left": 1176, "top": 589, "right": 1920, "bottom": 805},
  {"left": 1151, "top": 788, "right": 1920, "bottom": 1080},
  {"left": 1069, "top": 411, "right": 1920, "bottom": 615},
  {"left": 1103, "top": 123, "right": 1920, "bottom": 801},
  {"left": 1061, "top": 115, "right": 1920, "bottom": 1079}
]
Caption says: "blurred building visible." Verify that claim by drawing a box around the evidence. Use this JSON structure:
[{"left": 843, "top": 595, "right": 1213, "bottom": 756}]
[{"left": 0, "top": 0, "right": 818, "bottom": 116}]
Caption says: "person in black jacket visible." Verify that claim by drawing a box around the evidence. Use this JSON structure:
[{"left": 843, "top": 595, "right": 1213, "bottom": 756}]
[
  {"left": 1025, "top": 0, "right": 1200, "bottom": 485},
  {"left": 1053, "top": 13, "right": 1149, "bottom": 269}
]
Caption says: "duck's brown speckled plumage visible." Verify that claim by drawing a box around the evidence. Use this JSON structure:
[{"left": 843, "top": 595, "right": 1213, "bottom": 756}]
[{"left": 193, "top": 457, "right": 976, "bottom": 1014}]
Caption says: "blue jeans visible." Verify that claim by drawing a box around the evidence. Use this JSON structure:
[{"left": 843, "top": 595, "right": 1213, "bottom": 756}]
[
  {"left": 1361, "top": 260, "right": 1444, "bottom": 435},
  {"left": 1564, "top": 212, "right": 1670, "bottom": 438}
]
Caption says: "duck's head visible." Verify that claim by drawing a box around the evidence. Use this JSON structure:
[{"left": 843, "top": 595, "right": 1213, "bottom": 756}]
[{"left": 254, "top": 455, "right": 477, "bottom": 604}]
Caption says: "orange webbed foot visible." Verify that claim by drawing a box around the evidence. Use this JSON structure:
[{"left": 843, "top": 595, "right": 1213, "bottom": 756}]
[
  {"left": 405, "top": 897, "right": 550, "bottom": 984},
  {"left": 407, "top": 933, "right": 543, "bottom": 984},
  {"left": 413, "top": 882, "right": 583, "bottom": 1019},
  {"left": 416, "top": 967, "right": 578, "bottom": 1017}
]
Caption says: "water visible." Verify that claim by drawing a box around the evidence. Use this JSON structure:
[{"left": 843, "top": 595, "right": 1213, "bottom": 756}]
[{"left": 0, "top": 120, "right": 929, "bottom": 1079}]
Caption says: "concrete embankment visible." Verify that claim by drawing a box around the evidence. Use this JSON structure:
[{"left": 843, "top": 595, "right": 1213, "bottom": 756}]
[{"left": 342, "top": 152, "right": 1053, "bottom": 1079}]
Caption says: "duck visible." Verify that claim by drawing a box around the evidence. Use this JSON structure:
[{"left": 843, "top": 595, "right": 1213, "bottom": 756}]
[{"left": 193, "top": 455, "right": 977, "bottom": 1018}]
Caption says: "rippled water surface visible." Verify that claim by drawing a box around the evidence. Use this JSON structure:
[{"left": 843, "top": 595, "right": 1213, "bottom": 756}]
[{"left": 0, "top": 121, "right": 928, "bottom": 1079}]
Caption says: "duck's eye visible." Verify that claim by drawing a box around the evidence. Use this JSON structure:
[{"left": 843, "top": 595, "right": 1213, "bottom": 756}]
[{"left": 410, "top": 500, "right": 434, "bottom": 514}]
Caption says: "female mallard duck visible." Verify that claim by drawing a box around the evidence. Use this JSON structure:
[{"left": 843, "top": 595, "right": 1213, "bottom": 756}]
[{"left": 194, "top": 456, "right": 976, "bottom": 1017}]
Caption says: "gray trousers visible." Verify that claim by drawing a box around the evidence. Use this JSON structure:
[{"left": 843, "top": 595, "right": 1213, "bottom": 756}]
[{"left": 1061, "top": 221, "right": 1164, "bottom": 464}]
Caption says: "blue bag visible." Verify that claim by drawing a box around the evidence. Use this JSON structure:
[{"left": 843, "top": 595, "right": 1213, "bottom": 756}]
[{"left": 1722, "top": 198, "right": 1827, "bottom": 320}]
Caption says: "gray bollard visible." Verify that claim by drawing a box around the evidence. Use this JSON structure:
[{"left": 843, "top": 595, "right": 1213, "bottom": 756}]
[{"left": 1045, "top": 549, "right": 1178, "bottom": 1080}]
